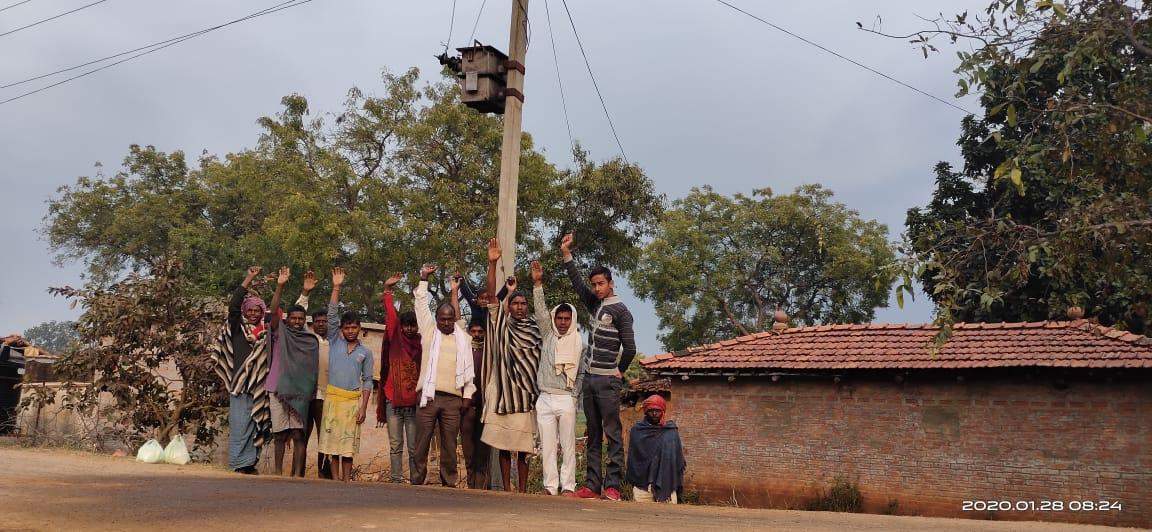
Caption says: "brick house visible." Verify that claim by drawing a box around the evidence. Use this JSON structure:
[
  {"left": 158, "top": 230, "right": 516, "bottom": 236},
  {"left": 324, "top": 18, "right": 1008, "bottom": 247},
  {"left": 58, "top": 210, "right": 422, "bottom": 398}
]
[{"left": 639, "top": 319, "right": 1152, "bottom": 528}]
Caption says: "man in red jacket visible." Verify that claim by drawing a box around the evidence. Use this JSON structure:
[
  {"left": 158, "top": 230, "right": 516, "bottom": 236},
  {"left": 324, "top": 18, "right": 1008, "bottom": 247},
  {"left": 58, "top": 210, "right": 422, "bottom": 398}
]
[{"left": 377, "top": 273, "right": 422, "bottom": 483}]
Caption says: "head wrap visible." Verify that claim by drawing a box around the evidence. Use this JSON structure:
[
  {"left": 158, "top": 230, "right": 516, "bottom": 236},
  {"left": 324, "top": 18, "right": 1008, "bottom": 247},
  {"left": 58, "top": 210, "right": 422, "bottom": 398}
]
[
  {"left": 643, "top": 394, "right": 667, "bottom": 412},
  {"left": 241, "top": 294, "right": 267, "bottom": 316}
]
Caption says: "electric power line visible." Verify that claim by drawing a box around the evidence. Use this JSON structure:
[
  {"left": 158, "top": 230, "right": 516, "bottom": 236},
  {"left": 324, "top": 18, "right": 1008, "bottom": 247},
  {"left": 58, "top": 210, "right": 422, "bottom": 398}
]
[
  {"left": 443, "top": 0, "right": 456, "bottom": 54},
  {"left": 0, "top": 0, "right": 33, "bottom": 13},
  {"left": 0, "top": 0, "right": 109, "bottom": 38},
  {"left": 0, "top": 0, "right": 312, "bottom": 106},
  {"left": 713, "top": 0, "right": 973, "bottom": 115},
  {"left": 559, "top": 0, "right": 628, "bottom": 164},
  {"left": 543, "top": 0, "right": 575, "bottom": 161},
  {"left": 467, "top": 0, "right": 487, "bottom": 45},
  {"left": 1, "top": 0, "right": 299, "bottom": 90}
]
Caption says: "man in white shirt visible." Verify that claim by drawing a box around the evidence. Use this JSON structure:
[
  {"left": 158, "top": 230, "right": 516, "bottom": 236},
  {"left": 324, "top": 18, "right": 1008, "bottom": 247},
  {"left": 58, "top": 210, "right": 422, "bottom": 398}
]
[{"left": 411, "top": 264, "right": 476, "bottom": 487}]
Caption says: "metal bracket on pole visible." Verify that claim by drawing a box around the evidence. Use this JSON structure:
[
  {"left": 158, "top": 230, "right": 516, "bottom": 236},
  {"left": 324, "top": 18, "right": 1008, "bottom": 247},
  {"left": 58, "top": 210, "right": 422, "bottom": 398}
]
[
  {"left": 503, "top": 59, "right": 526, "bottom": 75},
  {"left": 503, "top": 88, "right": 525, "bottom": 103}
]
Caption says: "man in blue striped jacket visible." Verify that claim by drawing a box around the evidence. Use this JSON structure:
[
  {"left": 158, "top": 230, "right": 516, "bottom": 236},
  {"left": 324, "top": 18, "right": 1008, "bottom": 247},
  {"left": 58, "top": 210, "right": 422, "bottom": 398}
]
[{"left": 560, "top": 232, "right": 638, "bottom": 501}]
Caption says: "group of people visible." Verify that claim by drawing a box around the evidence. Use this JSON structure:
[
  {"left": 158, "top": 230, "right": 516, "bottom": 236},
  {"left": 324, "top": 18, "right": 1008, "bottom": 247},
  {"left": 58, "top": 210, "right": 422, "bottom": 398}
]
[{"left": 209, "top": 233, "right": 686, "bottom": 503}]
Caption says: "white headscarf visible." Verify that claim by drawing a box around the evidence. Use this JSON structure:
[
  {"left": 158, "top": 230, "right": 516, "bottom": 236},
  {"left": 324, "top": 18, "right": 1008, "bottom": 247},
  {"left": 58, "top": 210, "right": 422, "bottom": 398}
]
[{"left": 551, "top": 303, "right": 581, "bottom": 387}]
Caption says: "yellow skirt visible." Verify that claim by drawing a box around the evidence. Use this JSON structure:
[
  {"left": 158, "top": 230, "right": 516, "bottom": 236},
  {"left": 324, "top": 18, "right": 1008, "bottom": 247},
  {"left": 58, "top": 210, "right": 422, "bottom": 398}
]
[{"left": 317, "top": 385, "right": 362, "bottom": 458}]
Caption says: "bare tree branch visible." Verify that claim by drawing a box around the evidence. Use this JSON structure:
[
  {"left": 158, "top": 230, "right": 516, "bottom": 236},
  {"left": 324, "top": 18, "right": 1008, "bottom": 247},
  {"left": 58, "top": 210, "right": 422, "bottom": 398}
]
[{"left": 720, "top": 298, "right": 752, "bottom": 337}]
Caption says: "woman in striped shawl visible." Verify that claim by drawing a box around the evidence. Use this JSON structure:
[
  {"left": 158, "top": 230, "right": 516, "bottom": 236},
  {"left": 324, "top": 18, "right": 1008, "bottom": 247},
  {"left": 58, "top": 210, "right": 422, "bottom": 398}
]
[
  {"left": 210, "top": 266, "right": 272, "bottom": 474},
  {"left": 481, "top": 239, "right": 542, "bottom": 492}
]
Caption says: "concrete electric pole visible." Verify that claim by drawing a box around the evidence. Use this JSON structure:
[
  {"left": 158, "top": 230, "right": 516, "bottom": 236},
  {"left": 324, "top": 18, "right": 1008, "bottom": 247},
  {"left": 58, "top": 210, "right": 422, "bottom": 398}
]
[{"left": 495, "top": 0, "right": 528, "bottom": 280}]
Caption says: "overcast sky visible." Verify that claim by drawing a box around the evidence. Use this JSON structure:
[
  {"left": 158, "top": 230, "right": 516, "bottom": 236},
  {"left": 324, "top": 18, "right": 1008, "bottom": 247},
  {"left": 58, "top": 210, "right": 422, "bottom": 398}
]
[{"left": 0, "top": 0, "right": 983, "bottom": 355}]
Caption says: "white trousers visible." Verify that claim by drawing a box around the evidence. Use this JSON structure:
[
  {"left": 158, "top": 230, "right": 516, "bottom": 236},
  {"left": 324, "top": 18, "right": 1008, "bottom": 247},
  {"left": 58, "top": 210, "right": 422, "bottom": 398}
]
[{"left": 535, "top": 392, "right": 577, "bottom": 494}]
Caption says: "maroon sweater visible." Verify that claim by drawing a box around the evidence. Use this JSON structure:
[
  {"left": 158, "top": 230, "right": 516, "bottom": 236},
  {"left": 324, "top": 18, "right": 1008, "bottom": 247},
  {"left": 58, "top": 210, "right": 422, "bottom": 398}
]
[{"left": 376, "top": 293, "right": 422, "bottom": 422}]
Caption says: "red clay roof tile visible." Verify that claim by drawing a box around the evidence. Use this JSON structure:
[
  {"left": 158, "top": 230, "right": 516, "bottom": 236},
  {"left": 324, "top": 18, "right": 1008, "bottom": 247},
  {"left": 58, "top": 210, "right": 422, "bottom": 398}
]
[{"left": 641, "top": 321, "right": 1152, "bottom": 372}]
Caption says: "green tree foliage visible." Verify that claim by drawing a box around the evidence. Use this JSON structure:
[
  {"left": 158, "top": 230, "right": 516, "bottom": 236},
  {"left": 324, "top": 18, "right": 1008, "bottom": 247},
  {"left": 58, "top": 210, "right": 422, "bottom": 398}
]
[
  {"left": 22, "top": 320, "right": 80, "bottom": 354},
  {"left": 43, "top": 68, "right": 664, "bottom": 318},
  {"left": 889, "top": 1, "right": 1152, "bottom": 332},
  {"left": 26, "top": 260, "right": 225, "bottom": 450},
  {"left": 632, "top": 185, "right": 895, "bottom": 351}
]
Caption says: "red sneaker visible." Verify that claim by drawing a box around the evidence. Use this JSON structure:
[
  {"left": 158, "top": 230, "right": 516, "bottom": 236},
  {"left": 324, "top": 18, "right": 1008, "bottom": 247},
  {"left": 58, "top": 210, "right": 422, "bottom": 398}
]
[
  {"left": 602, "top": 487, "right": 622, "bottom": 501},
  {"left": 573, "top": 486, "right": 600, "bottom": 499},
  {"left": 561, "top": 490, "right": 579, "bottom": 498}
]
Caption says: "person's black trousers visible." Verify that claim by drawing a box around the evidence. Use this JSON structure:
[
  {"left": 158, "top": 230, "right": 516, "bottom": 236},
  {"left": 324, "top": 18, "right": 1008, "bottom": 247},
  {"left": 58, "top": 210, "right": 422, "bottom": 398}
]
[{"left": 581, "top": 374, "right": 624, "bottom": 492}]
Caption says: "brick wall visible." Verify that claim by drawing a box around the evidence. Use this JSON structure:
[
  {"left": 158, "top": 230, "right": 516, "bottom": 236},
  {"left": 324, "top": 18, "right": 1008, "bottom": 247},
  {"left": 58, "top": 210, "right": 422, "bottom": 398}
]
[{"left": 669, "top": 372, "right": 1152, "bottom": 527}]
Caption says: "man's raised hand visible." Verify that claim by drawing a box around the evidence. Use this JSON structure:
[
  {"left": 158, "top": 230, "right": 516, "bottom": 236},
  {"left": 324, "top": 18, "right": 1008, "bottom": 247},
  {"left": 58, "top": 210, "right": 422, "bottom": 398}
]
[
  {"left": 530, "top": 261, "right": 544, "bottom": 286},
  {"left": 420, "top": 264, "right": 438, "bottom": 281},
  {"left": 560, "top": 233, "right": 575, "bottom": 261},
  {"left": 242, "top": 266, "right": 263, "bottom": 287},
  {"left": 487, "top": 237, "right": 502, "bottom": 263},
  {"left": 450, "top": 273, "right": 462, "bottom": 292},
  {"left": 277, "top": 266, "right": 291, "bottom": 286},
  {"left": 302, "top": 270, "right": 318, "bottom": 292},
  {"left": 332, "top": 267, "right": 346, "bottom": 287},
  {"left": 383, "top": 272, "right": 403, "bottom": 292}
]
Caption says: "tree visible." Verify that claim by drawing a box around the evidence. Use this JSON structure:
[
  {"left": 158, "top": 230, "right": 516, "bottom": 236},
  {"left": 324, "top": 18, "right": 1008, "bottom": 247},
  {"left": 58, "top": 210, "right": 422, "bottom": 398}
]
[
  {"left": 43, "top": 68, "right": 664, "bottom": 318},
  {"left": 22, "top": 320, "right": 80, "bottom": 354},
  {"left": 873, "top": 1, "right": 1152, "bottom": 333},
  {"left": 26, "top": 259, "right": 225, "bottom": 450},
  {"left": 632, "top": 185, "right": 895, "bottom": 351}
]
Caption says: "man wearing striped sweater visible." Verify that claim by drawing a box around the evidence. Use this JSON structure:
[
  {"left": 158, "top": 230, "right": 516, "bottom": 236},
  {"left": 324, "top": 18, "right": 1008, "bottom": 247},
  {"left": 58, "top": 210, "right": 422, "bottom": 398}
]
[{"left": 560, "top": 233, "right": 638, "bottom": 501}]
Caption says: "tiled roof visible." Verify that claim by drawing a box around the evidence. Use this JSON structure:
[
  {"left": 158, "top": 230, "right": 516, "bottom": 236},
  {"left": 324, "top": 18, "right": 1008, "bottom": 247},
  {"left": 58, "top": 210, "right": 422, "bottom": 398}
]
[
  {"left": 629, "top": 377, "right": 672, "bottom": 393},
  {"left": 640, "top": 320, "right": 1152, "bottom": 373}
]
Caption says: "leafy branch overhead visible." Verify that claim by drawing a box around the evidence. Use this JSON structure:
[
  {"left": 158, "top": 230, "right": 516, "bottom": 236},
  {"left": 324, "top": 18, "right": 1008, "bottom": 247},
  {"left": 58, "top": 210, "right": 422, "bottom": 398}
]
[
  {"left": 43, "top": 68, "right": 665, "bottom": 320},
  {"left": 874, "top": 0, "right": 1152, "bottom": 333}
]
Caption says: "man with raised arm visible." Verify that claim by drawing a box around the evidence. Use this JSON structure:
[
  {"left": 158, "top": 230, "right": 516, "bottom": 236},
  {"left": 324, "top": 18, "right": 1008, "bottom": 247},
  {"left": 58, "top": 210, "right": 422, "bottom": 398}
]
[
  {"left": 377, "top": 272, "right": 422, "bottom": 484},
  {"left": 482, "top": 239, "right": 542, "bottom": 493},
  {"left": 211, "top": 266, "right": 271, "bottom": 474},
  {"left": 532, "top": 260, "right": 585, "bottom": 496},
  {"left": 266, "top": 267, "right": 320, "bottom": 478},
  {"left": 306, "top": 304, "right": 333, "bottom": 479},
  {"left": 458, "top": 285, "right": 493, "bottom": 490},
  {"left": 561, "top": 233, "right": 638, "bottom": 501},
  {"left": 411, "top": 264, "right": 476, "bottom": 487},
  {"left": 317, "top": 267, "right": 375, "bottom": 482},
  {"left": 266, "top": 270, "right": 318, "bottom": 476}
]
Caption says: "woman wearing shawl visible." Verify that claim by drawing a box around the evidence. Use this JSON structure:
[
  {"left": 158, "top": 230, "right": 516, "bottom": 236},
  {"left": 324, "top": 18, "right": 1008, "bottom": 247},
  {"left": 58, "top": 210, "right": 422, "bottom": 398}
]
[
  {"left": 482, "top": 238, "right": 542, "bottom": 493},
  {"left": 210, "top": 266, "right": 272, "bottom": 474},
  {"left": 265, "top": 267, "right": 320, "bottom": 478}
]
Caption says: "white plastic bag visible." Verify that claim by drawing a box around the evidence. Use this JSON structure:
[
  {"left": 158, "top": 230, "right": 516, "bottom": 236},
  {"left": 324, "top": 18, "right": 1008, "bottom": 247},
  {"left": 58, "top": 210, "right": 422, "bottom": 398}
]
[
  {"left": 163, "top": 435, "right": 191, "bottom": 465},
  {"left": 136, "top": 439, "right": 164, "bottom": 464}
]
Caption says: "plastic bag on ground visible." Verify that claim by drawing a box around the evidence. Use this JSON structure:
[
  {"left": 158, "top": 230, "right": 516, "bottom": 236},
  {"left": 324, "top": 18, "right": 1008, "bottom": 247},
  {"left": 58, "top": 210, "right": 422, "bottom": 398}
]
[
  {"left": 163, "top": 435, "right": 191, "bottom": 465},
  {"left": 136, "top": 439, "right": 164, "bottom": 464}
]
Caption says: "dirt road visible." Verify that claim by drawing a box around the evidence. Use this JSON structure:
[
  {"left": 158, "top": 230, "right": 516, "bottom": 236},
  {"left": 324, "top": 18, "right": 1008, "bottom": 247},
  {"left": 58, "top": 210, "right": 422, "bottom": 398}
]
[{"left": 0, "top": 447, "right": 1121, "bottom": 531}]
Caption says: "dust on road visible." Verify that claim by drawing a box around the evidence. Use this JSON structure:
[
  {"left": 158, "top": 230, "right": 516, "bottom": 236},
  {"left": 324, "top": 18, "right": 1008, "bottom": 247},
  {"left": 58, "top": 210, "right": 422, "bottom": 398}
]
[{"left": 0, "top": 447, "right": 1122, "bottom": 531}]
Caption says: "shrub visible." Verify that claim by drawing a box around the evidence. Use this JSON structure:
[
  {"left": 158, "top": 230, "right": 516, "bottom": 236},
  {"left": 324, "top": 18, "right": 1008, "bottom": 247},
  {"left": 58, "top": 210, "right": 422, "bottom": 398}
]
[{"left": 804, "top": 475, "right": 863, "bottom": 513}]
